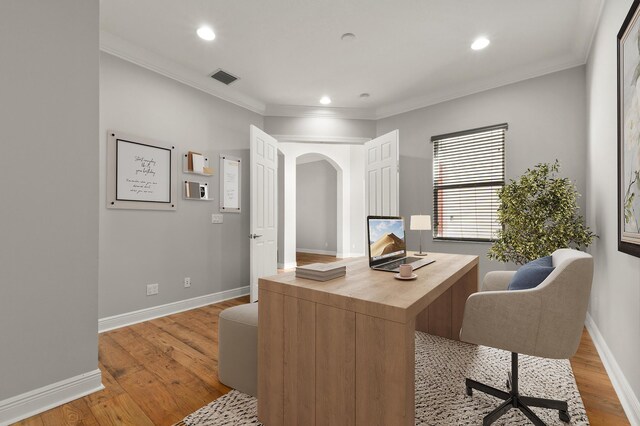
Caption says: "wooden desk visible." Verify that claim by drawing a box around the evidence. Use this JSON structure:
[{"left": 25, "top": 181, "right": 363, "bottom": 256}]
[{"left": 257, "top": 252, "right": 478, "bottom": 426}]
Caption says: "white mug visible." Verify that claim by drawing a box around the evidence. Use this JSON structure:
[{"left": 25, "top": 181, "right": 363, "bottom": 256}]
[{"left": 399, "top": 264, "right": 413, "bottom": 278}]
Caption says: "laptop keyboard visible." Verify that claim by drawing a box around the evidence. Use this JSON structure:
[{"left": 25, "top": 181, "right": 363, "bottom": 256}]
[{"left": 377, "top": 257, "right": 421, "bottom": 271}]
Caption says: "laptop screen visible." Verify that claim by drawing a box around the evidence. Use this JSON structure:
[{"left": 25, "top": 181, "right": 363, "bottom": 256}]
[{"left": 367, "top": 216, "right": 407, "bottom": 266}]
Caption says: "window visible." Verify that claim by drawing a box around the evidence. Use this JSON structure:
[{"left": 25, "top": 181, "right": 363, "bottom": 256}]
[{"left": 432, "top": 123, "right": 506, "bottom": 242}]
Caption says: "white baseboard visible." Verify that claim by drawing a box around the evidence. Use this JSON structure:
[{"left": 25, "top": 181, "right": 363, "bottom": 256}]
[
  {"left": 99, "top": 286, "right": 250, "bottom": 333},
  {"left": 297, "top": 248, "right": 337, "bottom": 256},
  {"left": 585, "top": 313, "right": 640, "bottom": 425},
  {"left": 0, "top": 369, "right": 103, "bottom": 426},
  {"left": 278, "top": 262, "right": 297, "bottom": 269}
]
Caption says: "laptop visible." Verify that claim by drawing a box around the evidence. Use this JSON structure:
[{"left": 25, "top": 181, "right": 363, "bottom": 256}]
[{"left": 367, "top": 215, "right": 435, "bottom": 272}]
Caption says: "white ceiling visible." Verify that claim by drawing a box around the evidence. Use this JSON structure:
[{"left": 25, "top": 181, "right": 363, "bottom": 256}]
[{"left": 100, "top": 0, "right": 603, "bottom": 119}]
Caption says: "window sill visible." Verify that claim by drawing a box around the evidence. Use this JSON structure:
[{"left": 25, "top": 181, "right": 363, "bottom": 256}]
[{"left": 432, "top": 238, "right": 494, "bottom": 245}]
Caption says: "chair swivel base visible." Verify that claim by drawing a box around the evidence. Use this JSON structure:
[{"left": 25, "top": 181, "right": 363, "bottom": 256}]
[{"left": 465, "top": 353, "right": 570, "bottom": 426}]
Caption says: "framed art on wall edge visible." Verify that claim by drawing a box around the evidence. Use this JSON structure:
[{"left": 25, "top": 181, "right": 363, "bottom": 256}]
[{"left": 618, "top": 0, "right": 640, "bottom": 257}]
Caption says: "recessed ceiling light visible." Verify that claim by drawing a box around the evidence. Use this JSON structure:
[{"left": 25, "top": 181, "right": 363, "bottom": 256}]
[
  {"left": 359, "top": 93, "right": 370, "bottom": 99},
  {"left": 319, "top": 96, "right": 332, "bottom": 105},
  {"left": 197, "top": 26, "right": 216, "bottom": 41},
  {"left": 471, "top": 37, "right": 490, "bottom": 50},
  {"left": 341, "top": 33, "right": 356, "bottom": 42}
]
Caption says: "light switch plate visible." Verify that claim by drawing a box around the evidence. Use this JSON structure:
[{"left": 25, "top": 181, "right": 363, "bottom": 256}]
[
  {"left": 146, "top": 283, "right": 159, "bottom": 296},
  {"left": 211, "top": 214, "right": 223, "bottom": 224}
]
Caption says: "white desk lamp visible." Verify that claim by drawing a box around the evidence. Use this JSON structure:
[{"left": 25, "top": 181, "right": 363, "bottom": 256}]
[{"left": 410, "top": 215, "right": 431, "bottom": 256}]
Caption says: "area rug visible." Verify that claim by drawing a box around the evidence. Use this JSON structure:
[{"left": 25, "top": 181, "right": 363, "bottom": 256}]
[{"left": 180, "top": 332, "right": 588, "bottom": 425}]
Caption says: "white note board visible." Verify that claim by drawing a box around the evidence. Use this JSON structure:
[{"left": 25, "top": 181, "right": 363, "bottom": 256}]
[
  {"left": 106, "top": 131, "right": 177, "bottom": 211},
  {"left": 116, "top": 140, "right": 171, "bottom": 202},
  {"left": 220, "top": 155, "right": 241, "bottom": 212}
]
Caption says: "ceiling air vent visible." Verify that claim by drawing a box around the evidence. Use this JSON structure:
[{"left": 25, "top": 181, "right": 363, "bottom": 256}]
[{"left": 210, "top": 69, "right": 239, "bottom": 85}]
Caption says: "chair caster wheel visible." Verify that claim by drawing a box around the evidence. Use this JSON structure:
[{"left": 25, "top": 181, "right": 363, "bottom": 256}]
[
  {"left": 466, "top": 386, "right": 472, "bottom": 396},
  {"left": 559, "top": 410, "right": 570, "bottom": 422}
]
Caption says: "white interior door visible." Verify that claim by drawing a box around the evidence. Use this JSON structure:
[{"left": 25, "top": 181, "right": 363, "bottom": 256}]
[
  {"left": 250, "top": 125, "right": 278, "bottom": 302},
  {"left": 365, "top": 130, "right": 399, "bottom": 216}
]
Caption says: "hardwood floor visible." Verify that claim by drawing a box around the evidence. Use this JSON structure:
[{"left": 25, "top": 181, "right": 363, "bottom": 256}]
[
  {"left": 571, "top": 328, "right": 630, "bottom": 425},
  {"left": 13, "top": 255, "right": 628, "bottom": 425},
  {"left": 13, "top": 298, "right": 248, "bottom": 426}
]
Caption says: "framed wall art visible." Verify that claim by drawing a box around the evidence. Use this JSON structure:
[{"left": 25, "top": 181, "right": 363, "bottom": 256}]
[
  {"left": 106, "top": 130, "right": 177, "bottom": 211},
  {"left": 618, "top": 0, "right": 640, "bottom": 257}
]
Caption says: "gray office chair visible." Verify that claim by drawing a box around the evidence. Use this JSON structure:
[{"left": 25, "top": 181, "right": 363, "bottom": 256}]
[{"left": 460, "top": 249, "right": 594, "bottom": 425}]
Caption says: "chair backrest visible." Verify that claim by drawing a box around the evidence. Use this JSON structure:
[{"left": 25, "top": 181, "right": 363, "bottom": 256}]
[{"left": 530, "top": 248, "right": 594, "bottom": 359}]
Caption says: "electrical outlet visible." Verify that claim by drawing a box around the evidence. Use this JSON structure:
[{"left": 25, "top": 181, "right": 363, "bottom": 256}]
[
  {"left": 211, "top": 214, "right": 223, "bottom": 224},
  {"left": 146, "top": 283, "right": 159, "bottom": 296},
  {"left": 184, "top": 277, "right": 191, "bottom": 288}
]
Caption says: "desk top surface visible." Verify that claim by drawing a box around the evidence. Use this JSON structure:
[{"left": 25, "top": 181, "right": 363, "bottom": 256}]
[{"left": 259, "top": 252, "right": 478, "bottom": 323}]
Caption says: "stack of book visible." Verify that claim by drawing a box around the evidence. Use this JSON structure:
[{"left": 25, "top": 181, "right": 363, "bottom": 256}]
[{"left": 296, "top": 262, "right": 346, "bottom": 282}]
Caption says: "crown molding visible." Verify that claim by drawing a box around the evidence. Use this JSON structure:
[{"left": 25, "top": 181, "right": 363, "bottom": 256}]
[
  {"left": 99, "top": 31, "right": 266, "bottom": 115},
  {"left": 374, "top": 57, "right": 587, "bottom": 120},
  {"left": 267, "top": 58, "right": 589, "bottom": 121},
  {"left": 101, "top": 27, "right": 595, "bottom": 123},
  {"left": 581, "top": 0, "right": 605, "bottom": 63}
]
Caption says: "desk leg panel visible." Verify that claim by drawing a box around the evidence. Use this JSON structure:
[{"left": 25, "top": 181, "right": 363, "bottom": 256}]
[
  {"left": 283, "top": 296, "right": 316, "bottom": 426},
  {"left": 355, "top": 315, "right": 415, "bottom": 426},
  {"left": 415, "top": 307, "right": 429, "bottom": 333},
  {"left": 315, "top": 304, "right": 356, "bottom": 426},
  {"left": 428, "top": 288, "right": 452, "bottom": 339},
  {"left": 258, "top": 289, "right": 285, "bottom": 425},
  {"left": 451, "top": 264, "right": 478, "bottom": 341}
]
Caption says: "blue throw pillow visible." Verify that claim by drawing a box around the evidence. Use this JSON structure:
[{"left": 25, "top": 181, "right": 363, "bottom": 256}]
[{"left": 507, "top": 256, "right": 555, "bottom": 290}]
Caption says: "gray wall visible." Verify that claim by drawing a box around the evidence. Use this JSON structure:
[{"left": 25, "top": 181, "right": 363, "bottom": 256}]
[
  {"left": 296, "top": 160, "right": 338, "bottom": 253},
  {"left": 377, "top": 66, "right": 588, "bottom": 278},
  {"left": 264, "top": 116, "right": 376, "bottom": 139},
  {"left": 586, "top": 0, "right": 640, "bottom": 410},
  {"left": 0, "top": 0, "right": 99, "bottom": 400},
  {"left": 99, "top": 53, "right": 263, "bottom": 318}
]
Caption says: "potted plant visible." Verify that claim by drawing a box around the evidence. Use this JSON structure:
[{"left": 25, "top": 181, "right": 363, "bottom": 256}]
[{"left": 488, "top": 161, "right": 595, "bottom": 265}]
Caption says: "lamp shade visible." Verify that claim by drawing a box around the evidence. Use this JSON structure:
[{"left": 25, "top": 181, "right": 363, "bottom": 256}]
[{"left": 410, "top": 215, "right": 432, "bottom": 231}]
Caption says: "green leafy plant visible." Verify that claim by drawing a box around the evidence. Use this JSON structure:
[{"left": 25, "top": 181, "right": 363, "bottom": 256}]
[{"left": 488, "top": 160, "right": 595, "bottom": 265}]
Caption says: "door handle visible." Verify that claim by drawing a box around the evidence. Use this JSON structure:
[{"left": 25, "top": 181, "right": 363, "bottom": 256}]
[{"left": 249, "top": 234, "right": 263, "bottom": 239}]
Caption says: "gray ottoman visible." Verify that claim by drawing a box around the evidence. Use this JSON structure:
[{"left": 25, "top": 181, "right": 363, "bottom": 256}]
[{"left": 218, "top": 302, "right": 258, "bottom": 397}]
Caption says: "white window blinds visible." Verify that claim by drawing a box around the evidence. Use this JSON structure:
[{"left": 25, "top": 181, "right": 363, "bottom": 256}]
[{"left": 432, "top": 123, "right": 507, "bottom": 242}]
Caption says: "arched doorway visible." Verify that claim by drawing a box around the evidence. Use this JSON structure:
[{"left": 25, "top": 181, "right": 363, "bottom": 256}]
[{"left": 276, "top": 142, "right": 364, "bottom": 269}]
